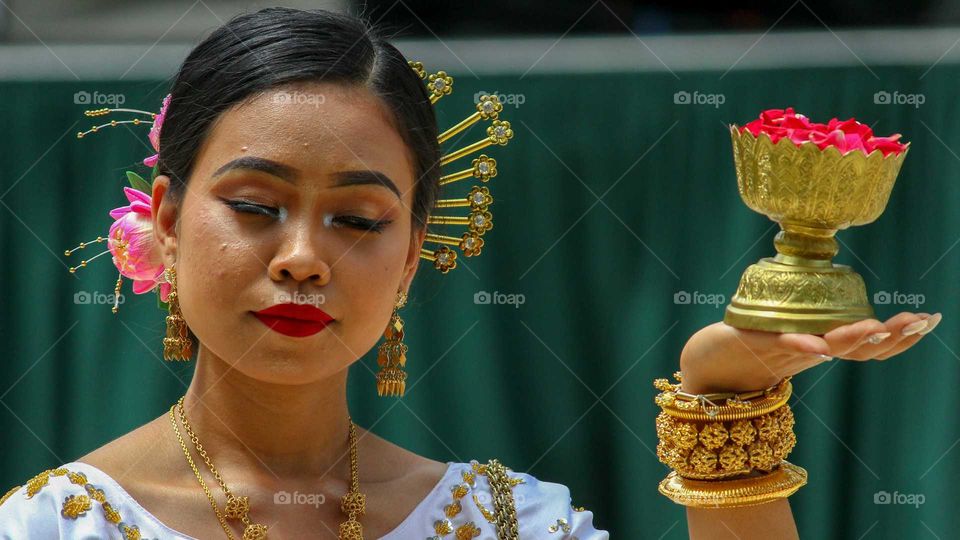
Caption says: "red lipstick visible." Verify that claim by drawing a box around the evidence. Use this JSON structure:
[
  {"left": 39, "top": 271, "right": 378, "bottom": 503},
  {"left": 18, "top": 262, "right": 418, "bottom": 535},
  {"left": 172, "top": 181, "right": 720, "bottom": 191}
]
[{"left": 253, "top": 303, "right": 334, "bottom": 338}]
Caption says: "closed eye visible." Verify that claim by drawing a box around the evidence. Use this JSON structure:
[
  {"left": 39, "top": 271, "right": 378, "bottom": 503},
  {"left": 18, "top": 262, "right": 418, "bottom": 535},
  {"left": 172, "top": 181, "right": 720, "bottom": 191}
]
[
  {"left": 224, "top": 198, "right": 279, "bottom": 218},
  {"left": 222, "top": 198, "right": 392, "bottom": 233}
]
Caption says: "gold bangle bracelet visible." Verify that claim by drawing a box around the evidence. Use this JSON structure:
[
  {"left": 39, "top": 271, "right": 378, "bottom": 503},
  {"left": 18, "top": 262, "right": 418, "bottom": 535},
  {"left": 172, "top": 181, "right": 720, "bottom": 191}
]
[
  {"left": 658, "top": 460, "right": 808, "bottom": 508},
  {"left": 656, "top": 405, "right": 797, "bottom": 480},
  {"left": 653, "top": 374, "right": 806, "bottom": 507},
  {"left": 655, "top": 376, "right": 793, "bottom": 421}
]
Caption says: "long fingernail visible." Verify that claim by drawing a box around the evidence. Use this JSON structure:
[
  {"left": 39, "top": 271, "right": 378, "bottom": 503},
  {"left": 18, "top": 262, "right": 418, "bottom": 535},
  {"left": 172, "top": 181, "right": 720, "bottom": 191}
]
[
  {"left": 864, "top": 332, "right": 892, "bottom": 345},
  {"left": 902, "top": 319, "right": 929, "bottom": 336},
  {"left": 919, "top": 313, "right": 943, "bottom": 335}
]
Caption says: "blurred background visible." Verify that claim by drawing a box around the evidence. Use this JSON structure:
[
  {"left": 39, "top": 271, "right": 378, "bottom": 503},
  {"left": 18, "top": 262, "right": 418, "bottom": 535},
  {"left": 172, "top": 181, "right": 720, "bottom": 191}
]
[{"left": 2, "top": 1, "right": 960, "bottom": 538}]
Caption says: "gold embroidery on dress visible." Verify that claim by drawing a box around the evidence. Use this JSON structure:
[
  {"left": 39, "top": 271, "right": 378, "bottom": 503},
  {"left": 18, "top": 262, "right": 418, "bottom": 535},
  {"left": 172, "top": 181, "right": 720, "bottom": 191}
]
[
  {"left": 427, "top": 466, "right": 482, "bottom": 539},
  {"left": 471, "top": 493, "right": 496, "bottom": 523},
  {"left": 548, "top": 517, "right": 572, "bottom": 533},
  {"left": 102, "top": 501, "right": 122, "bottom": 523},
  {"left": 26, "top": 469, "right": 52, "bottom": 497},
  {"left": 15, "top": 466, "right": 147, "bottom": 535},
  {"left": 68, "top": 470, "right": 88, "bottom": 486},
  {"left": 0, "top": 484, "right": 21, "bottom": 507},
  {"left": 121, "top": 523, "right": 143, "bottom": 540},
  {"left": 61, "top": 493, "right": 93, "bottom": 518},
  {"left": 454, "top": 521, "right": 481, "bottom": 540},
  {"left": 433, "top": 518, "right": 454, "bottom": 535},
  {"left": 431, "top": 460, "right": 523, "bottom": 540}
]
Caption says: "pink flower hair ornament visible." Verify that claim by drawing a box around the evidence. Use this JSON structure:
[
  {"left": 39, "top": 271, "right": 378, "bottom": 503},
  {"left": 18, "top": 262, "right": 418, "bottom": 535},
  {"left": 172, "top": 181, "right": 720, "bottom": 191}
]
[{"left": 66, "top": 94, "right": 172, "bottom": 313}]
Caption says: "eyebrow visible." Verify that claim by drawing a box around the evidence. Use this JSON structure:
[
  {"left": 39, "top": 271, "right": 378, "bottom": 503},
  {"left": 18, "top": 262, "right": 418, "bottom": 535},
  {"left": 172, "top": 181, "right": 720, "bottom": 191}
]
[{"left": 212, "top": 156, "right": 401, "bottom": 198}]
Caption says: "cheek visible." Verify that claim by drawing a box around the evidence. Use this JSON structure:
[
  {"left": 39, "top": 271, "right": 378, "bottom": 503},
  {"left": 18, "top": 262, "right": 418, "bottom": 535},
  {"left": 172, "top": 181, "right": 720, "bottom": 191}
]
[{"left": 175, "top": 202, "right": 261, "bottom": 321}]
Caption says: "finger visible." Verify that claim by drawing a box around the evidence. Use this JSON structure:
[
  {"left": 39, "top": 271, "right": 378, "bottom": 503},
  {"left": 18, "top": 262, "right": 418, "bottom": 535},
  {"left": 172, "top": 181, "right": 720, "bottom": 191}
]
[
  {"left": 846, "top": 312, "right": 928, "bottom": 360},
  {"left": 876, "top": 312, "right": 941, "bottom": 360},
  {"left": 768, "top": 332, "right": 831, "bottom": 356},
  {"left": 822, "top": 318, "right": 890, "bottom": 359}
]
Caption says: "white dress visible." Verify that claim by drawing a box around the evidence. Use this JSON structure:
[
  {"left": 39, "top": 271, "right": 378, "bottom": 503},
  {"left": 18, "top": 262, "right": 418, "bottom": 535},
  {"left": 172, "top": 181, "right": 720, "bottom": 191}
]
[{"left": 0, "top": 460, "right": 608, "bottom": 539}]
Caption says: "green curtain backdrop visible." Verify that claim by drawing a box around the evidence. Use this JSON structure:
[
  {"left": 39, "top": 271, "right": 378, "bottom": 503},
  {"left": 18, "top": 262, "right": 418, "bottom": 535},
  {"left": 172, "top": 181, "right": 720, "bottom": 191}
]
[{"left": 2, "top": 63, "right": 958, "bottom": 538}]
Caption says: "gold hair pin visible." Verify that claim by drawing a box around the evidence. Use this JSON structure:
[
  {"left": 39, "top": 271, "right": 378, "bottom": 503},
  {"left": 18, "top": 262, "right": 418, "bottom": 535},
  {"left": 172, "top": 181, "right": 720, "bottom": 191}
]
[{"left": 409, "top": 60, "right": 515, "bottom": 273}]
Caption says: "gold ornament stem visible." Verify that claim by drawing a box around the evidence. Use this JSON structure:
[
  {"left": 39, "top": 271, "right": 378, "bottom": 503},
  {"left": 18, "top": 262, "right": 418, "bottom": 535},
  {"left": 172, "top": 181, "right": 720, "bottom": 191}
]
[
  {"left": 112, "top": 273, "right": 122, "bottom": 314},
  {"left": 77, "top": 119, "right": 151, "bottom": 138},
  {"left": 424, "top": 233, "right": 464, "bottom": 246},
  {"left": 439, "top": 168, "right": 476, "bottom": 186},
  {"left": 438, "top": 112, "right": 482, "bottom": 144},
  {"left": 433, "top": 197, "right": 473, "bottom": 208},
  {"left": 442, "top": 139, "right": 493, "bottom": 166},
  {"left": 427, "top": 215, "right": 470, "bottom": 226}
]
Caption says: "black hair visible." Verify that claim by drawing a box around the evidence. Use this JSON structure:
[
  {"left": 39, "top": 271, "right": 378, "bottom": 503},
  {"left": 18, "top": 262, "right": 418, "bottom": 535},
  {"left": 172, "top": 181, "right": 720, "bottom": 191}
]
[{"left": 157, "top": 6, "right": 440, "bottom": 229}]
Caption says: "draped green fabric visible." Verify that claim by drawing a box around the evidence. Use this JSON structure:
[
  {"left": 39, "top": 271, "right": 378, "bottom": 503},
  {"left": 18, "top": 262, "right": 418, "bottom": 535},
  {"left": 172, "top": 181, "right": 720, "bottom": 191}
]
[{"left": 1, "top": 65, "right": 956, "bottom": 538}]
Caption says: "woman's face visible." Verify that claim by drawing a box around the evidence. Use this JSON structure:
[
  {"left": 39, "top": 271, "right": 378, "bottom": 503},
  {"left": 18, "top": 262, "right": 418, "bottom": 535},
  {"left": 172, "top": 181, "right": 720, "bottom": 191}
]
[{"left": 151, "top": 81, "right": 425, "bottom": 384}]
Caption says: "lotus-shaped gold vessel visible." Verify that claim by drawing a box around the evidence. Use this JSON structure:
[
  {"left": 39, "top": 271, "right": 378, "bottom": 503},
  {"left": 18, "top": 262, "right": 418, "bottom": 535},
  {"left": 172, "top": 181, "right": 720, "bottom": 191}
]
[{"left": 724, "top": 126, "right": 909, "bottom": 334}]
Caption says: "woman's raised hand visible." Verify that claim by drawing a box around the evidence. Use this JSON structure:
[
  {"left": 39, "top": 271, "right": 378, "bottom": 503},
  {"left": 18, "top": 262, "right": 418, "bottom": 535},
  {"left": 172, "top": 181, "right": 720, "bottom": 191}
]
[{"left": 678, "top": 312, "right": 941, "bottom": 393}]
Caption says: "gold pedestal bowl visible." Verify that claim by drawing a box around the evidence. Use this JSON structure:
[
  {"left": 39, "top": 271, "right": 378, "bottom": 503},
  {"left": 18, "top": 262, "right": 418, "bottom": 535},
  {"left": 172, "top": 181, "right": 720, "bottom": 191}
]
[{"left": 724, "top": 126, "right": 909, "bottom": 334}]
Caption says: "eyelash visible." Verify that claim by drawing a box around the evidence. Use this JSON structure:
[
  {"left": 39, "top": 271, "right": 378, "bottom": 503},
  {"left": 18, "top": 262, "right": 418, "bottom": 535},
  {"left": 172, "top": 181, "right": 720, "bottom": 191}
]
[{"left": 223, "top": 199, "right": 392, "bottom": 233}]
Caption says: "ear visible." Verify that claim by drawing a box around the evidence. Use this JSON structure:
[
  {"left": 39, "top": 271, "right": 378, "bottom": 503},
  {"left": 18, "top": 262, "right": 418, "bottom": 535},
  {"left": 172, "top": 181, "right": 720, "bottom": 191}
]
[
  {"left": 400, "top": 225, "right": 427, "bottom": 294},
  {"left": 151, "top": 175, "right": 179, "bottom": 267}
]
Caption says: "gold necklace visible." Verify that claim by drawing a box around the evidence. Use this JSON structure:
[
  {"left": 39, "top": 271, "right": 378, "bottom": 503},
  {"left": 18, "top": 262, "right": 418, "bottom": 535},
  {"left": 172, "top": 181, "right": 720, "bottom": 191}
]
[{"left": 169, "top": 396, "right": 365, "bottom": 540}]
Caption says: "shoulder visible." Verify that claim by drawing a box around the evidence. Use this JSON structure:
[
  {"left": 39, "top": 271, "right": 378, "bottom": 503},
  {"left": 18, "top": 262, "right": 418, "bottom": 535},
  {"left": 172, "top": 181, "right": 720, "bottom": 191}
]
[
  {"left": 0, "top": 462, "right": 185, "bottom": 540},
  {"left": 429, "top": 459, "right": 609, "bottom": 540}
]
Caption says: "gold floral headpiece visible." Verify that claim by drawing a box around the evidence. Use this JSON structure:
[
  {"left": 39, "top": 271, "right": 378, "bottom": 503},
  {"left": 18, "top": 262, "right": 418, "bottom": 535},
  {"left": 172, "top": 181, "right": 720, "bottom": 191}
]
[
  {"left": 62, "top": 61, "right": 515, "bottom": 315},
  {"left": 407, "top": 60, "right": 514, "bottom": 273}
]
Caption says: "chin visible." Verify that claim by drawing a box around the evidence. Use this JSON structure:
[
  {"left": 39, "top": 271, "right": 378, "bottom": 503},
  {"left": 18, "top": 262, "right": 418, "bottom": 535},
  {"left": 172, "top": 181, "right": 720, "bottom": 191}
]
[{"left": 230, "top": 357, "right": 342, "bottom": 386}]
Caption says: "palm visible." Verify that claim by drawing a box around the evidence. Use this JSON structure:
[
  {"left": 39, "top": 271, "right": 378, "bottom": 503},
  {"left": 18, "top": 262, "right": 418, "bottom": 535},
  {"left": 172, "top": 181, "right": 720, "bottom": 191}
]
[{"left": 679, "top": 311, "right": 938, "bottom": 393}]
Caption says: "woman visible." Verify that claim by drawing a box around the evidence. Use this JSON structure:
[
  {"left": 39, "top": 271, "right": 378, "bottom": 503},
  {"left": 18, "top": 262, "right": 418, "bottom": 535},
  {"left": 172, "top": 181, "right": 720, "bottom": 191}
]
[{"left": 0, "top": 7, "right": 938, "bottom": 539}]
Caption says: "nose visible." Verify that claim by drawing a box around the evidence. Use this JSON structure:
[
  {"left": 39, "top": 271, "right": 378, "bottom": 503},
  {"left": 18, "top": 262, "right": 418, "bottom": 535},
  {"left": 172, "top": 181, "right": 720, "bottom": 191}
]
[{"left": 267, "top": 225, "right": 332, "bottom": 286}]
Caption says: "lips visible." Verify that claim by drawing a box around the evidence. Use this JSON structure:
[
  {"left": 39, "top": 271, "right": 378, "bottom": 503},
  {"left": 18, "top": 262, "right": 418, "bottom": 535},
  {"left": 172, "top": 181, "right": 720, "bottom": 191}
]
[{"left": 253, "top": 303, "right": 334, "bottom": 338}]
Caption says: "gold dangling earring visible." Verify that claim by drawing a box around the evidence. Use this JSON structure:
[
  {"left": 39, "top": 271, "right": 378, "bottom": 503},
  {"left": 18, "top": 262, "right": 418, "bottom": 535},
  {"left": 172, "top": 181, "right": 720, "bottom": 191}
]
[
  {"left": 163, "top": 264, "right": 193, "bottom": 361},
  {"left": 376, "top": 290, "right": 408, "bottom": 397}
]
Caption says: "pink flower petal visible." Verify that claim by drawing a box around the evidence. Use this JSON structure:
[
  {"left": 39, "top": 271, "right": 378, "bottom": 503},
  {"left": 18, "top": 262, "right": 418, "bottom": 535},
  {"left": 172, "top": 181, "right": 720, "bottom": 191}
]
[
  {"left": 132, "top": 279, "right": 156, "bottom": 294},
  {"left": 109, "top": 205, "right": 132, "bottom": 220},
  {"left": 159, "top": 280, "right": 172, "bottom": 303},
  {"left": 124, "top": 187, "right": 151, "bottom": 205},
  {"left": 740, "top": 108, "right": 907, "bottom": 156}
]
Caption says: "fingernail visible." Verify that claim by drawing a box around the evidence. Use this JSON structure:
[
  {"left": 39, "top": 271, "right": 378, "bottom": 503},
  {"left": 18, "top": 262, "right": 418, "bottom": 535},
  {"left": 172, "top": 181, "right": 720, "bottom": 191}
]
[
  {"left": 918, "top": 313, "right": 943, "bottom": 335},
  {"left": 902, "top": 319, "right": 929, "bottom": 336},
  {"left": 864, "top": 332, "right": 892, "bottom": 345},
  {"left": 816, "top": 354, "right": 834, "bottom": 362}
]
